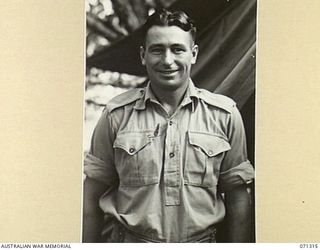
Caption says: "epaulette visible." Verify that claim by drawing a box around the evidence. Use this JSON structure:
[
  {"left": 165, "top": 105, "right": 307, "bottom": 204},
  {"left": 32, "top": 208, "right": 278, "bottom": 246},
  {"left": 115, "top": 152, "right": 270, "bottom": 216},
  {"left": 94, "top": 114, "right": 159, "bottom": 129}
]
[
  {"left": 198, "top": 88, "right": 235, "bottom": 113},
  {"left": 106, "top": 88, "right": 145, "bottom": 113}
]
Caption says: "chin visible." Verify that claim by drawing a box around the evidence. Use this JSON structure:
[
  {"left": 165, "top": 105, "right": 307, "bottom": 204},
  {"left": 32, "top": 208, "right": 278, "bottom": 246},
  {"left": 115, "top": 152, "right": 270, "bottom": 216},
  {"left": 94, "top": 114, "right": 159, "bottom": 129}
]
[
  {"left": 151, "top": 76, "right": 188, "bottom": 90},
  {"left": 156, "top": 81, "right": 183, "bottom": 91}
]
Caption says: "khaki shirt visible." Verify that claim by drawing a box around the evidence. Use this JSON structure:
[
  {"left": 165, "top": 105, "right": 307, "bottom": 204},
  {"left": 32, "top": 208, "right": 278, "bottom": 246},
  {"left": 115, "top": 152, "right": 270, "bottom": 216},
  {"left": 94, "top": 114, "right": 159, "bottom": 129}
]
[{"left": 84, "top": 79, "right": 254, "bottom": 242}]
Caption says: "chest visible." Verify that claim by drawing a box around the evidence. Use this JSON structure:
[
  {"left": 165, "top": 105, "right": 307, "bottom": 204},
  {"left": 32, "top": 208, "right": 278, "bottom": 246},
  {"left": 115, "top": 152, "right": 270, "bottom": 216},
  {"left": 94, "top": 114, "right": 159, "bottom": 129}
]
[{"left": 112, "top": 103, "right": 231, "bottom": 188}]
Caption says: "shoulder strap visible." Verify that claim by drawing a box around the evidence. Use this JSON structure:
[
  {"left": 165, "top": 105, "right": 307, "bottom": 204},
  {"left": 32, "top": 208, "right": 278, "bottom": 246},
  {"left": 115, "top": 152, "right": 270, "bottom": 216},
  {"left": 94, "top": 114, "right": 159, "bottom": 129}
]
[
  {"left": 198, "top": 89, "right": 235, "bottom": 113},
  {"left": 107, "top": 88, "right": 145, "bottom": 113}
]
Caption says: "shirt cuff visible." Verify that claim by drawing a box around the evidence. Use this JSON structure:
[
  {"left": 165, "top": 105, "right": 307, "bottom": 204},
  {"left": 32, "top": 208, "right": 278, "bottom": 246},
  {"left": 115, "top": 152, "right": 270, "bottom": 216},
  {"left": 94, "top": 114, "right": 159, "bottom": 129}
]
[
  {"left": 84, "top": 153, "right": 117, "bottom": 186},
  {"left": 218, "top": 160, "right": 254, "bottom": 193}
]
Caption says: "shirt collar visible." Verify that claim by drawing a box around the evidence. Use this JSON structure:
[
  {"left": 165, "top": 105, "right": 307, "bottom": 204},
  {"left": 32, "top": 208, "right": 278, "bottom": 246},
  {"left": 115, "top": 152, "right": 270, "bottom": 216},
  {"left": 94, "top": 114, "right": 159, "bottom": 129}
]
[
  {"left": 133, "top": 83, "right": 159, "bottom": 110},
  {"left": 180, "top": 79, "right": 199, "bottom": 112},
  {"left": 134, "top": 78, "right": 199, "bottom": 111}
]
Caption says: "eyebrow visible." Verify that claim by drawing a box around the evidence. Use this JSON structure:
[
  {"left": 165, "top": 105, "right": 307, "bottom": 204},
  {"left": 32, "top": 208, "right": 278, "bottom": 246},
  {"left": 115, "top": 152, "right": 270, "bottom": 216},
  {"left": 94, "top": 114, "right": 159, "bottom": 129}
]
[{"left": 148, "top": 43, "right": 187, "bottom": 48}]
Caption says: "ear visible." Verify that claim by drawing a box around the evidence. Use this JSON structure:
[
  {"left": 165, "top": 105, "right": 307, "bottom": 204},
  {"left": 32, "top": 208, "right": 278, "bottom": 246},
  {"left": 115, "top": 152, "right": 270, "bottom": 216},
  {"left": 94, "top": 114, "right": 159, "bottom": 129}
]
[
  {"left": 140, "top": 46, "right": 146, "bottom": 65},
  {"left": 191, "top": 44, "right": 199, "bottom": 64}
]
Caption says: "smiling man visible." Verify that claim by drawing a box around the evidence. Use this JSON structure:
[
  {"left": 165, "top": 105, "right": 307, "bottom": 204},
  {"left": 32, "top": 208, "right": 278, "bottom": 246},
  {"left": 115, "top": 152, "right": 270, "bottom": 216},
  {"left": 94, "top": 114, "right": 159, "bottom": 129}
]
[{"left": 83, "top": 9, "right": 254, "bottom": 243}]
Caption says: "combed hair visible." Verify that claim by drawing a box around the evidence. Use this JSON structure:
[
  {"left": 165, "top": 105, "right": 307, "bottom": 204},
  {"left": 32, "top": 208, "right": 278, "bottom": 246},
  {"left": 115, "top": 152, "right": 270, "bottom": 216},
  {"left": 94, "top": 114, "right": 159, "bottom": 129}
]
[{"left": 142, "top": 9, "right": 197, "bottom": 43}]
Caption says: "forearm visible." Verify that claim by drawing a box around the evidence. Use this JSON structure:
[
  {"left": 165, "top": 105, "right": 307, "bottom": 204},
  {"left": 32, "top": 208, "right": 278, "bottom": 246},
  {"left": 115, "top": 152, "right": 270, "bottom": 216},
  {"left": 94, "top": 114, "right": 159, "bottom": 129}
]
[
  {"left": 82, "top": 177, "right": 108, "bottom": 243},
  {"left": 82, "top": 209, "right": 104, "bottom": 242},
  {"left": 224, "top": 185, "right": 253, "bottom": 242}
]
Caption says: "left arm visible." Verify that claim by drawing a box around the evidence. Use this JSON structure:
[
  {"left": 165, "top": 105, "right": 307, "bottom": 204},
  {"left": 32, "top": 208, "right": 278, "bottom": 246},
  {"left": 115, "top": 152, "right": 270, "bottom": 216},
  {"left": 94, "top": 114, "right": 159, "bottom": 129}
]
[
  {"left": 217, "top": 103, "right": 254, "bottom": 242},
  {"left": 224, "top": 184, "right": 253, "bottom": 242}
]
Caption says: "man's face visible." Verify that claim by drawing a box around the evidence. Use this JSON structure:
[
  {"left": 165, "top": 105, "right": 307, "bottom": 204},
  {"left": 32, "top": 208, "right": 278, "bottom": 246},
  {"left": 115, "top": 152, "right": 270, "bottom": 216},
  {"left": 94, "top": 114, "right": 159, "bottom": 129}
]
[{"left": 140, "top": 25, "right": 198, "bottom": 91}]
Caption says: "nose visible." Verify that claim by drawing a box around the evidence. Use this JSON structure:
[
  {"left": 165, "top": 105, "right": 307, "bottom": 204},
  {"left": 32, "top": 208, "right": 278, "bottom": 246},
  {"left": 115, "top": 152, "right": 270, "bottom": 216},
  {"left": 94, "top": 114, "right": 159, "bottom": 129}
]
[{"left": 162, "top": 50, "right": 174, "bottom": 66}]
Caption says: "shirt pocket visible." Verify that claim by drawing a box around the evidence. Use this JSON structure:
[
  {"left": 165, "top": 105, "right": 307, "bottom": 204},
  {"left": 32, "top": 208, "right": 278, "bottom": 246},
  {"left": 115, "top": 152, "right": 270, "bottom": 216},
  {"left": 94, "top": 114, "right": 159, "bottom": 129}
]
[
  {"left": 113, "top": 131, "right": 160, "bottom": 187},
  {"left": 184, "top": 131, "right": 231, "bottom": 187}
]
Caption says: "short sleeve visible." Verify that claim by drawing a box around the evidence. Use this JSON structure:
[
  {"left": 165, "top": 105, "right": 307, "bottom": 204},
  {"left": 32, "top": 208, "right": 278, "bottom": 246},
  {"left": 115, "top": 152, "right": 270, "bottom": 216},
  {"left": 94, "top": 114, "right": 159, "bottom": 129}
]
[
  {"left": 84, "top": 108, "right": 118, "bottom": 186},
  {"left": 218, "top": 105, "right": 254, "bottom": 193}
]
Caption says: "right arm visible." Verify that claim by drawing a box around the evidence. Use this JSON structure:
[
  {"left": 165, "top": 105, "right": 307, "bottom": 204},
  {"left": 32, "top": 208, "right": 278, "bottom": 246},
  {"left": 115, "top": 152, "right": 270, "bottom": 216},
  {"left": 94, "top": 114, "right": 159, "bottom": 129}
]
[
  {"left": 82, "top": 177, "right": 108, "bottom": 243},
  {"left": 82, "top": 108, "right": 118, "bottom": 242}
]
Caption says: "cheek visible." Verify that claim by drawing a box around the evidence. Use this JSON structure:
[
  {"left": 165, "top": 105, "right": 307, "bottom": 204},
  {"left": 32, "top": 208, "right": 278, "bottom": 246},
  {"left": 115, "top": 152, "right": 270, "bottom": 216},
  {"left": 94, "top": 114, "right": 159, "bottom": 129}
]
[
  {"left": 145, "top": 55, "right": 160, "bottom": 65},
  {"left": 177, "top": 55, "right": 193, "bottom": 67}
]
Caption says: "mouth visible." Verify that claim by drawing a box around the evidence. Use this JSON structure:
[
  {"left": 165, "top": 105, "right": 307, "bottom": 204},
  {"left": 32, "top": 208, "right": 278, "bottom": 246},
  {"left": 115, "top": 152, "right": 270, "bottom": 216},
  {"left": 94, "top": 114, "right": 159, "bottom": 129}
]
[{"left": 158, "top": 69, "right": 179, "bottom": 75}]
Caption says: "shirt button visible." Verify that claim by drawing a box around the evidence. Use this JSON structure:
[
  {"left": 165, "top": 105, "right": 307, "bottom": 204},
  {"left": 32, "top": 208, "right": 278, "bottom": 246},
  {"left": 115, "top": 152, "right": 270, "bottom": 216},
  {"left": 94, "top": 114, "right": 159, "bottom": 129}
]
[
  {"left": 169, "top": 152, "right": 175, "bottom": 158},
  {"left": 129, "top": 148, "right": 135, "bottom": 153},
  {"left": 169, "top": 120, "right": 173, "bottom": 125}
]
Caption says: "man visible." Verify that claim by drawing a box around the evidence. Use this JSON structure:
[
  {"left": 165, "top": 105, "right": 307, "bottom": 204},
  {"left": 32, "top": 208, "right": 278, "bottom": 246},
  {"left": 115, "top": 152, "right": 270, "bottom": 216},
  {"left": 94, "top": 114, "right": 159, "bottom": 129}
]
[{"left": 83, "top": 9, "right": 254, "bottom": 243}]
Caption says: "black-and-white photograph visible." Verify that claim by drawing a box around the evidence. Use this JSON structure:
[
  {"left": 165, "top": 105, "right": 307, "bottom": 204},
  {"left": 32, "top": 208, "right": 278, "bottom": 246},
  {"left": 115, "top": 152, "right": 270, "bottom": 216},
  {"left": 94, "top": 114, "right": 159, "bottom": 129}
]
[{"left": 83, "top": 0, "right": 256, "bottom": 243}]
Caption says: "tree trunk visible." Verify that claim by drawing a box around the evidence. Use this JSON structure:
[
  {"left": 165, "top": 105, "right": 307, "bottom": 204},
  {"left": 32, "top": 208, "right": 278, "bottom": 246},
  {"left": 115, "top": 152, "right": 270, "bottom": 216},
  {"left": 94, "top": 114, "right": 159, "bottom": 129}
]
[
  {"left": 130, "top": 0, "right": 149, "bottom": 25},
  {"left": 111, "top": 0, "right": 141, "bottom": 33},
  {"left": 87, "top": 13, "right": 119, "bottom": 41}
]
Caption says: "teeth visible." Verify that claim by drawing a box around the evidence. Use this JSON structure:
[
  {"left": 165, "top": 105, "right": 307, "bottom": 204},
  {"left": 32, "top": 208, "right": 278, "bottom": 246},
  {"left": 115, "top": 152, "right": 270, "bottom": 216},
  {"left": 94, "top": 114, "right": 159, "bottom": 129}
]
[{"left": 161, "top": 70, "right": 177, "bottom": 74}]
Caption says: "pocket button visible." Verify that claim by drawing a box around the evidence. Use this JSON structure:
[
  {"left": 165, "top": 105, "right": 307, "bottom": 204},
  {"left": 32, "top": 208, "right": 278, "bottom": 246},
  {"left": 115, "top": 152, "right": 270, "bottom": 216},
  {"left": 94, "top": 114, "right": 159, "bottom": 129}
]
[
  {"left": 129, "top": 148, "right": 135, "bottom": 153},
  {"left": 208, "top": 150, "right": 213, "bottom": 156}
]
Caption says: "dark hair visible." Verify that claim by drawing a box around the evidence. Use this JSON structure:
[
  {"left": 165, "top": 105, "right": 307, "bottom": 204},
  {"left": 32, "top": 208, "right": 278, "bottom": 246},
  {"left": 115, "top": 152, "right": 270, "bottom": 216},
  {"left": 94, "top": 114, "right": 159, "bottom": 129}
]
[{"left": 142, "top": 9, "right": 196, "bottom": 44}]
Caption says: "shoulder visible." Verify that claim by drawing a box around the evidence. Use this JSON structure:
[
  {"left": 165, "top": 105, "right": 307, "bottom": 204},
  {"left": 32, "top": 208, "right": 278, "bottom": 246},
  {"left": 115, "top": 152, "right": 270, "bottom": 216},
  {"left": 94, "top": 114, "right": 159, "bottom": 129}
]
[
  {"left": 197, "top": 88, "right": 236, "bottom": 113},
  {"left": 105, "top": 87, "right": 145, "bottom": 113}
]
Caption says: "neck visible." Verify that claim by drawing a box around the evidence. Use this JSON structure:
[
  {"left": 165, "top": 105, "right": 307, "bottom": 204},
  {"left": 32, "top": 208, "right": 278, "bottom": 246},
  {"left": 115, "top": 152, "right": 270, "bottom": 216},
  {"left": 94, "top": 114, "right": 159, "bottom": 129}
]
[{"left": 150, "top": 81, "right": 188, "bottom": 116}]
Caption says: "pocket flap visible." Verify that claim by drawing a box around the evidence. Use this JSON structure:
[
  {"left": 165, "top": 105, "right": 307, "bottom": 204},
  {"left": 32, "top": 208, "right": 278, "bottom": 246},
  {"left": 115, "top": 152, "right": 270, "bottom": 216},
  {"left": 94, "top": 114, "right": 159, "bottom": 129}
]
[
  {"left": 113, "top": 132, "right": 152, "bottom": 155},
  {"left": 188, "top": 131, "right": 231, "bottom": 157}
]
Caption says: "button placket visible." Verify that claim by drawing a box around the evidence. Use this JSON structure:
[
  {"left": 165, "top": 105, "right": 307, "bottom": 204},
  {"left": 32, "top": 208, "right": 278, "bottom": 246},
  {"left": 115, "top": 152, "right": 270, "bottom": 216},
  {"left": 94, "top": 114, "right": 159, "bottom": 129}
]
[{"left": 163, "top": 121, "right": 181, "bottom": 205}]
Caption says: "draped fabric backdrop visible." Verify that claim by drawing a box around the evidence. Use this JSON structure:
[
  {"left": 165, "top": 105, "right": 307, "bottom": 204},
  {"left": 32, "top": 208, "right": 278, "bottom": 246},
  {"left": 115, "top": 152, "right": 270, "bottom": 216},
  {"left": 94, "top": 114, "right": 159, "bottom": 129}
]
[{"left": 86, "top": 0, "right": 257, "bottom": 241}]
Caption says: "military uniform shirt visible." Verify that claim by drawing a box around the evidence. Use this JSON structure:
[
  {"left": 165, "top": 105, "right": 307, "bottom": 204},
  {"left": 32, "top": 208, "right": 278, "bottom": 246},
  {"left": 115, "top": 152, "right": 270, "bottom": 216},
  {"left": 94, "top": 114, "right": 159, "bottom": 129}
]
[{"left": 84, "top": 79, "right": 254, "bottom": 242}]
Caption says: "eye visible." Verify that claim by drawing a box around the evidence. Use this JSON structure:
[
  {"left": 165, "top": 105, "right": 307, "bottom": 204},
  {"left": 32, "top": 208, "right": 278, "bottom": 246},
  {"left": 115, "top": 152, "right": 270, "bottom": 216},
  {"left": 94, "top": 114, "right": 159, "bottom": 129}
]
[
  {"left": 172, "top": 47, "right": 185, "bottom": 54},
  {"left": 149, "top": 47, "right": 163, "bottom": 54}
]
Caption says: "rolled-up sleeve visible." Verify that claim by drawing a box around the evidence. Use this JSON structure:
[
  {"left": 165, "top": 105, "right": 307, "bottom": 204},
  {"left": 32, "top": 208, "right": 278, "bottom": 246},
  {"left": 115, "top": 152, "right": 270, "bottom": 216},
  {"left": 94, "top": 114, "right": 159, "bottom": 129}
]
[
  {"left": 218, "top": 105, "right": 254, "bottom": 193},
  {"left": 84, "top": 108, "right": 118, "bottom": 186}
]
